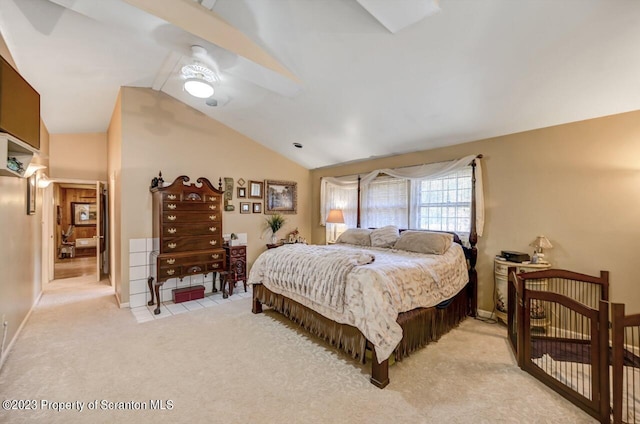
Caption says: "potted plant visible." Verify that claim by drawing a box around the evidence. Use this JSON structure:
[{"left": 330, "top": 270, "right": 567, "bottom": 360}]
[{"left": 265, "top": 214, "right": 286, "bottom": 244}]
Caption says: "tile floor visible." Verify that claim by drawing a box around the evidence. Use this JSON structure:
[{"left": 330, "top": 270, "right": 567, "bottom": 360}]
[{"left": 130, "top": 286, "right": 253, "bottom": 323}]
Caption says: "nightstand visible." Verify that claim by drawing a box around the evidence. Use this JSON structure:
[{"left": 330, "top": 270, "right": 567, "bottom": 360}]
[
  {"left": 223, "top": 244, "right": 247, "bottom": 298},
  {"left": 494, "top": 258, "right": 551, "bottom": 325}
]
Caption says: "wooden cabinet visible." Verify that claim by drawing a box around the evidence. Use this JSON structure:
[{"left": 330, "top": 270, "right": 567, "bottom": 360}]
[
  {"left": 223, "top": 244, "right": 247, "bottom": 298},
  {"left": 148, "top": 176, "right": 225, "bottom": 314},
  {"left": 494, "top": 258, "right": 551, "bottom": 325}
]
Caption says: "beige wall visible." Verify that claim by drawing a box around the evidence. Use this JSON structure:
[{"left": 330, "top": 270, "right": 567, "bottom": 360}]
[
  {"left": 49, "top": 133, "right": 107, "bottom": 181},
  {"left": 311, "top": 110, "right": 640, "bottom": 314},
  {"left": 107, "top": 91, "right": 123, "bottom": 302},
  {"left": 0, "top": 38, "right": 50, "bottom": 366},
  {"left": 117, "top": 87, "right": 310, "bottom": 304}
]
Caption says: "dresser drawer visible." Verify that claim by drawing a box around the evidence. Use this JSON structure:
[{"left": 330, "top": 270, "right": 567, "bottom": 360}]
[
  {"left": 163, "top": 202, "right": 221, "bottom": 212},
  {"left": 495, "top": 262, "right": 510, "bottom": 276},
  {"left": 162, "top": 192, "right": 181, "bottom": 201},
  {"left": 162, "top": 224, "right": 221, "bottom": 237},
  {"left": 207, "top": 261, "right": 224, "bottom": 272},
  {"left": 162, "top": 236, "right": 223, "bottom": 252},
  {"left": 182, "top": 191, "right": 222, "bottom": 204},
  {"left": 159, "top": 266, "right": 181, "bottom": 279},
  {"left": 162, "top": 212, "right": 221, "bottom": 223},
  {"left": 160, "top": 250, "right": 225, "bottom": 267},
  {"left": 227, "top": 246, "right": 246, "bottom": 257}
]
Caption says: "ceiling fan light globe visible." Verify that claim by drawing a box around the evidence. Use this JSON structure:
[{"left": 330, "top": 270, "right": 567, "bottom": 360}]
[{"left": 184, "top": 78, "right": 214, "bottom": 98}]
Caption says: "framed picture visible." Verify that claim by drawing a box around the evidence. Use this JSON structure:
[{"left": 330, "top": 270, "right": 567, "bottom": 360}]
[
  {"left": 252, "top": 202, "right": 262, "bottom": 213},
  {"left": 237, "top": 187, "right": 246, "bottom": 198},
  {"left": 249, "top": 180, "right": 263, "bottom": 199},
  {"left": 265, "top": 180, "right": 297, "bottom": 215},
  {"left": 71, "top": 202, "right": 97, "bottom": 226},
  {"left": 240, "top": 202, "right": 251, "bottom": 214},
  {"left": 26, "top": 174, "right": 36, "bottom": 215}
]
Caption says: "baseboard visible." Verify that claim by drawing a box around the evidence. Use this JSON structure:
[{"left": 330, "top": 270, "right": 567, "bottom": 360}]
[
  {"left": 115, "top": 292, "right": 129, "bottom": 309},
  {"left": 476, "top": 309, "right": 495, "bottom": 320},
  {"left": 0, "top": 290, "right": 43, "bottom": 371}
]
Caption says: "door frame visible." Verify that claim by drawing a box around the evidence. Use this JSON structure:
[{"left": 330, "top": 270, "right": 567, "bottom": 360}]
[{"left": 43, "top": 178, "right": 109, "bottom": 283}]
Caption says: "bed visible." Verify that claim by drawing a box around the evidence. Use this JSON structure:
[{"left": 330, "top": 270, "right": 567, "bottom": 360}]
[{"left": 249, "top": 157, "right": 481, "bottom": 388}]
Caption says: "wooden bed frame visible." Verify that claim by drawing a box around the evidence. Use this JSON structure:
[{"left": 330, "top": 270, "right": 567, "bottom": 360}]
[{"left": 252, "top": 156, "right": 481, "bottom": 388}]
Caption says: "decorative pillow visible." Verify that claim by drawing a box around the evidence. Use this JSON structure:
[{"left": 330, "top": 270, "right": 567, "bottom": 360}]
[
  {"left": 369, "top": 225, "right": 400, "bottom": 248},
  {"left": 393, "top": 231, "right": 453, "bottom": 255},
  {"left": 335, "top": 228, "right": 372, "bottom": 246},
  {"left": 393, "top": 230, "right": 453, "bottom": 255}
]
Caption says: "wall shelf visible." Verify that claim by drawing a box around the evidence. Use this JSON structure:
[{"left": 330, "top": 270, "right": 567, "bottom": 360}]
[{"left": 0, "top": 132, "right": 38, "bottom": 178}]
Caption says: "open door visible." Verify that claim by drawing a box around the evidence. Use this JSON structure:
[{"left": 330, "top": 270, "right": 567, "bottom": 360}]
[{"left": 95, "top": 181, "right": 108, "bottom": 282}]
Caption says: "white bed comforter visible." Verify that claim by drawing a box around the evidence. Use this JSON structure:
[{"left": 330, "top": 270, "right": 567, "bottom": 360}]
[{"left": 248, "top": 243, "right": 469, "bottom": 361}]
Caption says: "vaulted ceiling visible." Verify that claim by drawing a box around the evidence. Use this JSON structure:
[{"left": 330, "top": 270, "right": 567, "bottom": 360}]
[{"left": 1, "top": 0, "right": 640, "bottom": 169}]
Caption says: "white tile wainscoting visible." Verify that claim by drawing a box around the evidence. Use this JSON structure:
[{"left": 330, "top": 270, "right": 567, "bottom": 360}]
[{"left": 128, "top": 237, "right": 252, "bottom": 323}]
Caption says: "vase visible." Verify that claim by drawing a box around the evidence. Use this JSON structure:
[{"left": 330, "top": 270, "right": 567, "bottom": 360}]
[{"left": 271, "top": 234, "right": 278, "bottom": 244}]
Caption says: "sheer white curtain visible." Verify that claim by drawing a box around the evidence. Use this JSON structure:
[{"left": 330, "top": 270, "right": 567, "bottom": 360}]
[
  {"left": 320, "top": 155, "right": 484, "bottom": 235},
  {"left": 362, "top": 176, "right": 408, "bottom": 228},
  {"left": 320, "top": 176, "right": 359, "bottom": 228}
]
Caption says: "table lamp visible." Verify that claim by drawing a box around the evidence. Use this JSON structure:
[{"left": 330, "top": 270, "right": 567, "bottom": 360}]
[
  {"left": 326, "top": 209, "right": 345, "bottom": 242},
  {"left": 529, "top": 235, "right": 553, "bottom": 264}
]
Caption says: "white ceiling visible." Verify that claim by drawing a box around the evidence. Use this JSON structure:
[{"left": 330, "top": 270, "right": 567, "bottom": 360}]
[{"left": 1, "top": 0, "right": 640, "bottom": 169}]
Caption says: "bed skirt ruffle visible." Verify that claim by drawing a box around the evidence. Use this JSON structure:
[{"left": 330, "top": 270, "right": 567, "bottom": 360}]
[{"left": 253, "top": 283, "right": 469, "bottom": 363}]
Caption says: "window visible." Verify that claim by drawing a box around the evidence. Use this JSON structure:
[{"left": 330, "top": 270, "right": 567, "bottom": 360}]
[
  {"left": 416, "top": 168, "right": 472, "bottom": 233},
  {"left": 363, "top": 176, "right": 408, "bottom": 228}
]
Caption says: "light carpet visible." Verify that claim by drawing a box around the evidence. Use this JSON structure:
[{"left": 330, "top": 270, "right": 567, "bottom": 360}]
[{"left": 0, "top": 276, "right": 595, "bottom": 423}]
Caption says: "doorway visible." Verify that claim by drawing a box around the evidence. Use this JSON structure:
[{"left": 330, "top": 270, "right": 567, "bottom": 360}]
[{"left": 47, "top": 180, "right": 108, "bottom": 282}]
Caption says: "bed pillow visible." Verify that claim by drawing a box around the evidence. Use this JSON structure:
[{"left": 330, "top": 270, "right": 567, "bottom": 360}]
[
  {"left": 369, "top": 225, "right": 400, "bottom": 248},
  {"left": 393, "top": 231, "right": 453, "bottom": 255},
  {"left": 335, "top": 228, "right": 372, "bottom": 246}
]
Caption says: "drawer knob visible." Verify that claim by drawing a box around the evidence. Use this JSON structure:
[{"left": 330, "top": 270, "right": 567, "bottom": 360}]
[
  {"left": 168, "top": 215, "right": 177, "bottom": 221},
  {"left": 209, "top": 215, "right": 217, "bottom": 220},
  {"left": 167, "top": 258, "right": 175, "bottom": 265},
  {"left": 209, "top": 227, "right": 217, "bottom": 232},
  {"left": 209, "top": 196, "right": 216, "bottom": 202},
  {"left": 167, "top": 269, "right": 175, "bottom": 275},
  {"left": 211, "top": 263, "right": 219, "bottom": 269},
  {"left": 167, "top": 204, "right": 177, "bottom": 210},
  {"left": 168, "top": 228, "right": 177, "bottom": 234},
  {"left": 211, "top": 254, "right": 219, "bottom": 259},
  {"left": 209, "top": 205, "right": 217, "bottom": 210},
  {"left": 209, "top": 240, "right": 217, "bottom": 246},
  {"left": 168, "top": 194, "right": 177, "bottom": 200},
  {"left": 168, "top": 243, "right": 177, "bottom": 249}
]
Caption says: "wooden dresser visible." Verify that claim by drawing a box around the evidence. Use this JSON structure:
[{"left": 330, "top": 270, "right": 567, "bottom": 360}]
[{"left": 147, "top": 175, "right": 225, "bottom": 314}]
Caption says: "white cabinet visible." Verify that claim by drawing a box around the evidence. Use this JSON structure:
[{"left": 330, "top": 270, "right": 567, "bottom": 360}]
[
  {"left": 0, "top": 132, "right": 37, "bottom": 177},
  {"left": 494, "top": 258, "right": 551, "bottom": 325}
]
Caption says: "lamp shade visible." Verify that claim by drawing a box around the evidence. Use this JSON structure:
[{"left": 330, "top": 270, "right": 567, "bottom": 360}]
[
  {"left": 326, "top": 209, "right": 345, "bottom": 224},
  {"left": 529, "top": 235, "right": 553, "bottom": 251}
]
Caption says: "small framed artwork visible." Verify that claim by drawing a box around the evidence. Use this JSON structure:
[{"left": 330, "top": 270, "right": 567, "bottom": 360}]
[
  {"left": 26, "top": 174, "right": 36, "bottom": 215},
  {"left": 252, "top": 202, "right": 262, "bottom": 213},
  {"left": 237, "top": 187, "right": 246, "bottom": 198},
  {"left": 240, "top": 202, "right": 251, "bottom": 214},
  {"left": 71, "top": 202, "right": 97, "bottom": 226},
  {"left": 237, "top": 178, "right": 246, "bottom": 186},
  {"left": 249, "top": 180, "right": 263, "bottom": 199},
  {"left": 265, "top": 180, "right": 297, "bottom": 215}
]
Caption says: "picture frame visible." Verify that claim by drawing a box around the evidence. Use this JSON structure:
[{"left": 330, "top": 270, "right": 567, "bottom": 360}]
[
  {"left": 264, "top": 180, "right": 297, "bottom": 215},
  {"left": 240, "top": 202, "right": 251, "bottom": 214},
  {"left": 252, "top": 202, "right": 262, "bottom": 213},
  {"left": 248, "top": 180, "right": 263, "bottom": 199},
  {"left": 26, "top": 174, "right": 36, "bottom": 215},
  {"left": 71, "top": 202, "right": 97, "bottom": 226},
  {"left": 237, "top": 187, "right": 246, "bottom": 198}
]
